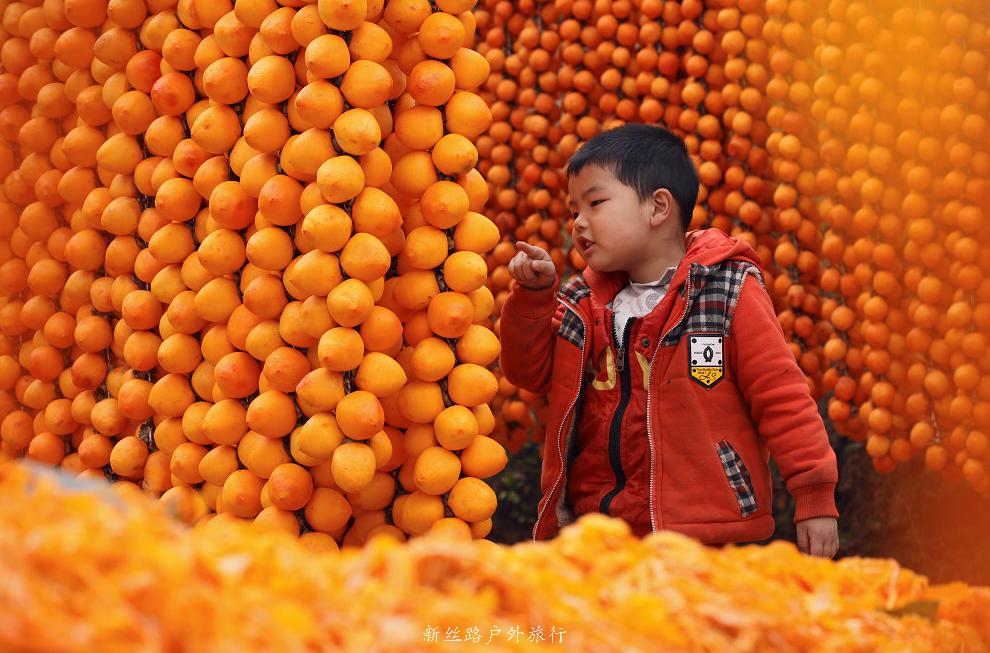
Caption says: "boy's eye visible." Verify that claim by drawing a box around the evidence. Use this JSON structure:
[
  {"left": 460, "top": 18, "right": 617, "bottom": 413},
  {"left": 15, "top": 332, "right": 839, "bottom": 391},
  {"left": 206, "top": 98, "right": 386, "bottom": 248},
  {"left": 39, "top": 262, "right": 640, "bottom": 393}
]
[{"left": 590, "top": 199, "right": 606, "bottom": 207}]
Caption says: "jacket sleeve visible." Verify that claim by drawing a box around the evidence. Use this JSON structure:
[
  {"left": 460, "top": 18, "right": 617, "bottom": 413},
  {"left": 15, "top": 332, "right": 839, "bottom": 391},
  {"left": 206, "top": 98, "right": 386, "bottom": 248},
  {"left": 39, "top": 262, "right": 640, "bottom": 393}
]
[
  {"left": 729, "top": 274, "right": 839, "bottom": 522},
  {"left": 498, "top": 282, "right": 562, "bottom": 396}
]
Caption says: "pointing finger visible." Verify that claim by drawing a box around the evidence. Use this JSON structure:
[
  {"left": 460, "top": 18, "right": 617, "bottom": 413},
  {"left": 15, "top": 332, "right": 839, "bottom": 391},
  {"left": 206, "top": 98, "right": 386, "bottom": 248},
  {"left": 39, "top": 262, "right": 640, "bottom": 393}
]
[{"left": 515, "top": 241, "right": 550, "bottom": 260}]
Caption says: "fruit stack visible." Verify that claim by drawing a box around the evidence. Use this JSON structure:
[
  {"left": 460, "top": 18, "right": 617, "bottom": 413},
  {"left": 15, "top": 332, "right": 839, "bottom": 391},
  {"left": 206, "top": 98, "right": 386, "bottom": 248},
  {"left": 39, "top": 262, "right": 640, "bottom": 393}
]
[{"left": 0, "top": 0, "right": 511, "bottom": 544}]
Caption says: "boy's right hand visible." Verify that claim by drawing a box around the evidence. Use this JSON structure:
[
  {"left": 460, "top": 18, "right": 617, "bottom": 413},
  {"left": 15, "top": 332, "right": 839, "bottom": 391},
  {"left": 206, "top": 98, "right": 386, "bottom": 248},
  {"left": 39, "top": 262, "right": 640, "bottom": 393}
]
[{"left": 509, "top": 242, "right": 557, "bottom": 290}]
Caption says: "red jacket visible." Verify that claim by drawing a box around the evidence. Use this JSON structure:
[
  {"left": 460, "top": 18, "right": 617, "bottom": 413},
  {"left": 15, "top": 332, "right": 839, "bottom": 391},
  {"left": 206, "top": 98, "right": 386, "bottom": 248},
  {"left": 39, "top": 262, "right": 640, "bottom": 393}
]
[{"left": 499, "top": 229, "right": 838, "bottom": 543}]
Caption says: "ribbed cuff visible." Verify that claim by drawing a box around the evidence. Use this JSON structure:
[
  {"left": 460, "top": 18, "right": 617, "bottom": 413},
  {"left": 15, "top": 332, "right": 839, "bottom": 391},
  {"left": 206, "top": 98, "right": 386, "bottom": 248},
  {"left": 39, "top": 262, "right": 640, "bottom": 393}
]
[
  {"left": 792, "top": 482, "right": 839, "bottom": 522},
  {"left": 505, "top": 283, "right": 559, "bottom": 319}
]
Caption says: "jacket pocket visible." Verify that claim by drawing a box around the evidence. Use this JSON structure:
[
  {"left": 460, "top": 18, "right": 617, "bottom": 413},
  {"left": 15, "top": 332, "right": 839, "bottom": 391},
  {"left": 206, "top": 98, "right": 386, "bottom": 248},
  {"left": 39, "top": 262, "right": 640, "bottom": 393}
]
[
  {"left": 657, "top": 378, "right": 744, "bottom": 525},
  {"left": 715, "top": 440, "right": 757, "bottom": 518}
]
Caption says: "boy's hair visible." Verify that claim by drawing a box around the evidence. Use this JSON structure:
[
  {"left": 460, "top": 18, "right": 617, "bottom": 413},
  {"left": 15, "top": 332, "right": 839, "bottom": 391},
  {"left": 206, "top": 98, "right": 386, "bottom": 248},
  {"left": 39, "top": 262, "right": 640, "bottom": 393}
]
[{"left": 566, "top": 124, "right": 699, "bottom": 231}]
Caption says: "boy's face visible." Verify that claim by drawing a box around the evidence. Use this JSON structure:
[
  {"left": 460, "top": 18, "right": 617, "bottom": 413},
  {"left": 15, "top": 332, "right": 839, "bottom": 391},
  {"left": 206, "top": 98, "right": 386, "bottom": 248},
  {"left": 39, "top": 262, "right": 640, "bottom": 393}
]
[{"left": 567, "top": 164, "right": 674, "bottom": 275}]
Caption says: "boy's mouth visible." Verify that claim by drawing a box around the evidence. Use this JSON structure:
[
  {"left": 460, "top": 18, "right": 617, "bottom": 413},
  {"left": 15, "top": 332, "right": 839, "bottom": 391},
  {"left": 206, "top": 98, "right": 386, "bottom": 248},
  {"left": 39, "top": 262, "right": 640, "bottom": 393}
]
[{"left": 575, "top": 235, "right": 595, "bottom": 252}]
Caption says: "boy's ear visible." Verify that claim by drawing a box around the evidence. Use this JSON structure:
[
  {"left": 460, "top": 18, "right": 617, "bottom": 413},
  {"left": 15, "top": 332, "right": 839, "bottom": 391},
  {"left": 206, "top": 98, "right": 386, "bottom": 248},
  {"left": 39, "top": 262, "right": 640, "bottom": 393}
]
[{"left": 649, "top": 188, "right": 676, "bottom": 227}]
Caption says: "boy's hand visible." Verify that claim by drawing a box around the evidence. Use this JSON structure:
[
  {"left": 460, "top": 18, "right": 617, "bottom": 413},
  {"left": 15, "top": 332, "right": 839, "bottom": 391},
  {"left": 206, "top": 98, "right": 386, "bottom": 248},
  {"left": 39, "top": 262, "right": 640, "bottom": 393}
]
[
  {"left": 796, "top": 517, "right": 839, "bottom": 558},
  {"left": 509, "top": 242, "right": 557, "bottom": 290}
]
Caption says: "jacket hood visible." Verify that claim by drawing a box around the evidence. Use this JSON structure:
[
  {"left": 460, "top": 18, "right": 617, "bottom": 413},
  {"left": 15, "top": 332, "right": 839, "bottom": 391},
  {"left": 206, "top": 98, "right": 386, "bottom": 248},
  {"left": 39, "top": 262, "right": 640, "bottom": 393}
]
[
  {"left": 582, "top": 229, "right": 764, "bottom": 306},
  {"left": 683, "top": 228, "right": 763, "bottom": 268}
]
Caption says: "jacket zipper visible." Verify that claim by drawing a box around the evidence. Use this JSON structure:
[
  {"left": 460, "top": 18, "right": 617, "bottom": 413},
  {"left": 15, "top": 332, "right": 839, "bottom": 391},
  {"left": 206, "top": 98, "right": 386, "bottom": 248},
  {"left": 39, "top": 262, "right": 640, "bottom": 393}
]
[
  {"left": 614, "top": 311, "right": 628, "bottom": 372},
  {"left": 599, "top": 316, "right": 635, "bottom": 515},
  {"left": 534, "top": 269, "right": 695, "bottom": 539},
  {"left": 645, "top": 269, "right": 694, "bottom": 533},
  {"left": 532, "top": 297, "right": 588, "bottom": 541}
]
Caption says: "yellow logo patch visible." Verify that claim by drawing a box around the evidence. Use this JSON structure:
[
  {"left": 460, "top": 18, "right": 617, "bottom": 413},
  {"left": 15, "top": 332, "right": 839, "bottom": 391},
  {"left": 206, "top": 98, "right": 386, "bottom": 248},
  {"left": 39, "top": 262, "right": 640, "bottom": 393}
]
[
  {"left": 688, "top": 334, "right": 724, "bottom": 388},
  {"left": 592, "top": 347, "right": 616, "bottom": 391},
  {"left": 590, "top": 348, "right": 651, "bottom": 391}
]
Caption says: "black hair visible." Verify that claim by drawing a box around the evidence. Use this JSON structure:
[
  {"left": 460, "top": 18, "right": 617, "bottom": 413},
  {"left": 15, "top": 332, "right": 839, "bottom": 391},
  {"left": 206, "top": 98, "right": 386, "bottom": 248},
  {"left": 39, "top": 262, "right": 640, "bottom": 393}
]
[{"left": 566, "top": 124, "right": 699, "bottom": 231}]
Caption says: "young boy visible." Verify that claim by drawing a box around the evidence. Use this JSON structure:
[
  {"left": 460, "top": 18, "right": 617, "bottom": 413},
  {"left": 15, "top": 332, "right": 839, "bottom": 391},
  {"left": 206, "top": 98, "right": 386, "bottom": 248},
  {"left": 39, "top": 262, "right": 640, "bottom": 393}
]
[{"left": 499, "top": 125, "right": 840, "bottom": 557}]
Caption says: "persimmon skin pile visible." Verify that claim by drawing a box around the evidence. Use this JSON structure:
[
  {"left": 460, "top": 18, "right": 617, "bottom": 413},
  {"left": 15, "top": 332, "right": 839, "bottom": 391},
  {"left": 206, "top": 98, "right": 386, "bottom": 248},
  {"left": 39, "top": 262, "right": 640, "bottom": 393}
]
[
  {"left": 475, "top": 0, "right": 990, "bottom": 493},
  {"left": 1, "top": 461, "right": 989, "bottom": 653},
  {"left": 0, "top": 0, "right": 515, "bottom": 544}
]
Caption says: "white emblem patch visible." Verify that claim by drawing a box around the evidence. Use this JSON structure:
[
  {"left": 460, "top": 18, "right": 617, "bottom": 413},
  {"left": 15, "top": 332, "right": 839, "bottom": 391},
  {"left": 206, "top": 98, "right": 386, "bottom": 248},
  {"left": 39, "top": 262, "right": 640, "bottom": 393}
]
[{"left": 688, "top": 334, "right": 724, "bottom": 388}]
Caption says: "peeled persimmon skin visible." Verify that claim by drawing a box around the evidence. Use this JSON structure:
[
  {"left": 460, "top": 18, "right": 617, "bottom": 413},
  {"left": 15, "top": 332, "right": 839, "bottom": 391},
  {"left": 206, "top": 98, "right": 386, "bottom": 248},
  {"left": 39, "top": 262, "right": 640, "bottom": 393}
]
[{"left": 0, "top": 462, "right": 983, "bottom": 651}]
